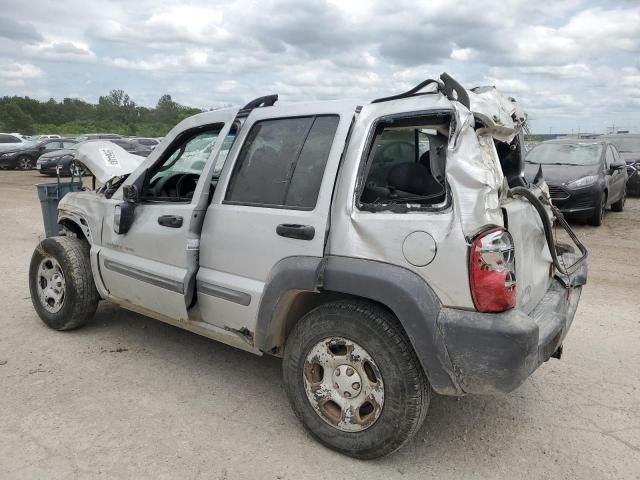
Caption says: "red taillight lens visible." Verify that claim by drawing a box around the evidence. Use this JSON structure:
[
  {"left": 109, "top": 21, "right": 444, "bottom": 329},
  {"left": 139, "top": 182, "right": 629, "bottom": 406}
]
[{"left": 469, "top": 227, "right": 516, "bottom": 313}]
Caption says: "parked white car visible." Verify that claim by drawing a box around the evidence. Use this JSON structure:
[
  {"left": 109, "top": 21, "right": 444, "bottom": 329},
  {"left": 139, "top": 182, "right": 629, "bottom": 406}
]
[{"left": 0, "top": 133, "right": 26, "bottom": 151}]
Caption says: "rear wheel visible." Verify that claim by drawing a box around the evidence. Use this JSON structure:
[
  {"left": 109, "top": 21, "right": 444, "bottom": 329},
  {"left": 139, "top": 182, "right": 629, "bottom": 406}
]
[
  {"left": 589, "top": 193, "right": 606, "bottom": 226},
  {"left": 283, "top": 300, "right": 430, "bottom": 459},
  {"left": 29, "top": 236, "right": 99, "bottom": 330},
  {"left": 17, "top": 155, "right": 35, "bottom": 170},
  {"left": 611, "top": 187, "right": 626, "bottom": 212}
]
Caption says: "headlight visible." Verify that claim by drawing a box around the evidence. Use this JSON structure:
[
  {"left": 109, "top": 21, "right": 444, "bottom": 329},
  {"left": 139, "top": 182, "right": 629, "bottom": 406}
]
[
  {"left": 567, "top": 175, "right": 598, "bottom": 189},
  {"left": 0, "top": 152, "right": 16, "bottom": 158}
]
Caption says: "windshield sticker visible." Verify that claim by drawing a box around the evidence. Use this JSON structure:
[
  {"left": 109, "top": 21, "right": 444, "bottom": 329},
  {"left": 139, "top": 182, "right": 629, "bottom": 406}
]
[{"left": 100, "top": 148, "right": 121, "bottom": 168}]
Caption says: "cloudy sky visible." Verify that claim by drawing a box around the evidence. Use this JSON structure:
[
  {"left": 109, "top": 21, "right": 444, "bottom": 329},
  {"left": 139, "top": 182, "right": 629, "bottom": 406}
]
[{"left": 0, "top": 0, "right": 639, "bottom": 133}]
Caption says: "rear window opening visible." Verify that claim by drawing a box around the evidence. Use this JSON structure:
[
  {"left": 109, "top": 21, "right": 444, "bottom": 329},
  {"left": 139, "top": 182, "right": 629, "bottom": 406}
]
[{"left": 358, "top": 113, "right": 450, "bottom": 212}]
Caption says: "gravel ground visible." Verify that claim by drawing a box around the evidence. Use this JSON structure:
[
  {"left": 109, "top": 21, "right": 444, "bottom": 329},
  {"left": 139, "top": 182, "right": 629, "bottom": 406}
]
[{"left": 1, "top": 170, "right": 639, "bottom": 479}]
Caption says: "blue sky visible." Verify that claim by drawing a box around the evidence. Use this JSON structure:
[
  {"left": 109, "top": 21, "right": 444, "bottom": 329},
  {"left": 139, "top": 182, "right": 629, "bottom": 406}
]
[{"left": 0, "top": 0, "right": 639, "bottom": 133}]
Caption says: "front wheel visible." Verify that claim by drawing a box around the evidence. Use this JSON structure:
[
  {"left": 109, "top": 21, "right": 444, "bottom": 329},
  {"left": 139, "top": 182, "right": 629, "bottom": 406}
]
[
  {"left": 589, "top": 194, "right": 606, "bottom": 226},
  {"left": 17, "top": 155, "right": 35, "bottom": 170},
  {"left": 282, "top": 300, "right": 430, "bottom": 459},
  {"left": 29, "top": 236, "right": 99, "bottom": 330}
]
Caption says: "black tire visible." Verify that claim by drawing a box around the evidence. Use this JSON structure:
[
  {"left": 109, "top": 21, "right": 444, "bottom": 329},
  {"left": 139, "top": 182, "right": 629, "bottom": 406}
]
[
  {"left": 16, "top": 155, "right": 35, "bottom": 170},
  {"left": 282, "top": 300, "right": 430, "bottom": 459},
  {"left": 29, "top": 236, "right": 99, "bottom": 330},
  {"left": 611, "top": 187, "right": 625, "bottom": 212},
  {"left": 589, "top": 193, "right": 606, "bottom": 226}
]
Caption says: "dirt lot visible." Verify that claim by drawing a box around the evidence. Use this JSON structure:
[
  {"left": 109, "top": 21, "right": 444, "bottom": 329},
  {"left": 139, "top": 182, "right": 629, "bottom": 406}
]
[{"left": 1, "top": 170, "right": 639, "bottom": 479}]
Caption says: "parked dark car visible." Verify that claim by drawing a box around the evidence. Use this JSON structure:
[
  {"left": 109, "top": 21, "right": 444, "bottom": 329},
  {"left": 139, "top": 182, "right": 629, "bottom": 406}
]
[
  {"left": 110, "top": 138, "right": 154, "bottom": 157},
  {"left": 131, "top": 137, "right": 160, "bottom": 148},
  {"left": 36, "top": 142, "right": 90, "bottom": 176},
  {"left": 525, "top": 139, "right": 627, "bottom": 226},
  {"left": 599, "top": 134, "right": 640, "bottom": 196},
  {"left": 75, "top": 133, "right": 122, "bottom": 142},
  {"left": 0, "top": 138, "right": 77, "bottom": 170},
  {"left": 37, "top": 139, "right": 149, "bottom": 176}
]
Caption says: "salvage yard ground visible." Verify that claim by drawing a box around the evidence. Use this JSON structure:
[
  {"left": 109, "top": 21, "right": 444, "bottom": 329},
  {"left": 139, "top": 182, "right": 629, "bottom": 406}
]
[{"left": 1, "top": 170, "right": 639, "bottom": 479}]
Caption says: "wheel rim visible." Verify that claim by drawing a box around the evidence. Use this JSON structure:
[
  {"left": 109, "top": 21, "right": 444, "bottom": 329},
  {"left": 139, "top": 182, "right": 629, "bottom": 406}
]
[
  {"left": 36, "top": 257, "right": 66, "bottom": 313},
  {"left": 303, "top": 336, "right": 385, "bottom": 432},
  {"left": 19, "top": 157, "right": 31, "bottom": 169}
]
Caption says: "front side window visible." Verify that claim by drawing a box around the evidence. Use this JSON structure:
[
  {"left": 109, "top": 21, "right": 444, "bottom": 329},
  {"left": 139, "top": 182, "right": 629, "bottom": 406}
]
[
  {"left": 605, "top": 146, "right": 614, "bottom": 168},
  {"left": 142, "top": 126, "right": 223, "bottom": 202},
  {"left": 43, "top": 141, "right": 60, "bottom": 150},
  {"left": 359, "top": 117, "right": 449, "bottom": 209},
  {"left": 225, "top": 115, "right": 339, "bottom": 209}
]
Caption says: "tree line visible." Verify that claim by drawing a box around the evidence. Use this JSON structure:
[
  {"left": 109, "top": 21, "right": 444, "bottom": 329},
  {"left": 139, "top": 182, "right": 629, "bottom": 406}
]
[{"left": 0, "top": 90, "right": 204, "bottom": 137}]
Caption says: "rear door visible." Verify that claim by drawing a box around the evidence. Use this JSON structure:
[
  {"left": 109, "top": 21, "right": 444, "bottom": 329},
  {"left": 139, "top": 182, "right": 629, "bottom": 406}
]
[
  {"left": 196, "top": 102, "right": 356, "bottom": 333},
  {"left": 98, "top": 110, "right": 237, "bottom": 321}
]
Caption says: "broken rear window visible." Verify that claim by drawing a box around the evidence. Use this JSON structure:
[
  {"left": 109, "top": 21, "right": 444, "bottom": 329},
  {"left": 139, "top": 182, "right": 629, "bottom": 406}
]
[{"left": 359, "top": 115, "right": 449, "bottom": 211}]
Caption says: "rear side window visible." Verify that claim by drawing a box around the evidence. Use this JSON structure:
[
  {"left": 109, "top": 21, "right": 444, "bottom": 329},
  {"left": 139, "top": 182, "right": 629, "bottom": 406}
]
[
  {"left": 359, "top": 115, "right": 450, "bottom": 210},
  {"left": 225, "top": 115, "right": 339, "bottom": 209},
  {"left": 0, "top": 134, "right": 20, "bottom": 143}
]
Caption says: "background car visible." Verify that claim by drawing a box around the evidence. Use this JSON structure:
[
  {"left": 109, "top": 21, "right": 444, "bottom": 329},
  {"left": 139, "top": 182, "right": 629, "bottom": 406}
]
[
  {"left": 37, "top": 138, "right": 149, "bottom": 176},
  {"left": 599, "top": 134, "right": 640, "bottom": 196},
  {"left": 75, "top": 133, "right": 122, "bottom": 142},
  {"left": 525, "top": 139, "right": 627, "bottom": 226},
  {"left": 0, "top": 138, "right": 76, "bottom": 170},
  {"left": 37, "top": 141, "right": 87, "bottom": 176},
  {"left": 110, "top": 138, "right": 154, "bottom": 157},
  {"left": 0, "top": 133, "right": 27, "bottom": 152}
]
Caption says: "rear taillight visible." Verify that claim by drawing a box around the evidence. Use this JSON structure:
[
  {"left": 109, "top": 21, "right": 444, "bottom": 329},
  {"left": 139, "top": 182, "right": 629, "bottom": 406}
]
[{"left": 469, "top": 227, "right": 516, "bottom": 313}]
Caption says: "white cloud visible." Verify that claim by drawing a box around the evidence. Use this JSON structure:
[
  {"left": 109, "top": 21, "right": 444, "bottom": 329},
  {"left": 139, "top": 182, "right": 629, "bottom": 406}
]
[
  {"left": 0, "top": 0, "right": 638, "bottom": 132},
  {"left": 0, "top": 61, "right": 43, "bottom": 87},
  {"left": 24, "top": 41, "right": 96, "bottom": 63}
]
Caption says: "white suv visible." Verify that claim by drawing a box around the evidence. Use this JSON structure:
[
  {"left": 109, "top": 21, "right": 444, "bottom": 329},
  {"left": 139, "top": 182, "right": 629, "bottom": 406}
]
[{"left": 28, "top": 73, "right": 587, "bottom": 459}]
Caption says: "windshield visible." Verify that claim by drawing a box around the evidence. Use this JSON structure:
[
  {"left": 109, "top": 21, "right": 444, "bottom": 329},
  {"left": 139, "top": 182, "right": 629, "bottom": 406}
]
[
  {"left": 602, "top": 137, "right": 640, "bottom": 153},
  {"left": 526, "top": 143, "right": 603, "bottom": 166}
]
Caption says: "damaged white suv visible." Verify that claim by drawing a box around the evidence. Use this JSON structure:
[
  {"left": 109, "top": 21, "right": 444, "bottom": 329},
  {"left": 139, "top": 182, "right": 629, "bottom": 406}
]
[{"left": 29, "top": 73, "right": 587, "bottom": 459}]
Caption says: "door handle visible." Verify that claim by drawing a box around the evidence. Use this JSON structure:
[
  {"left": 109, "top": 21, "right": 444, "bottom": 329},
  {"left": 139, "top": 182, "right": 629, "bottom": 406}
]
[
  {"left": 276, "top": 224, "right": 315, "bottom": 240},
  {"left": 158, "top": 215, "right": 183, "bottom": 228}
]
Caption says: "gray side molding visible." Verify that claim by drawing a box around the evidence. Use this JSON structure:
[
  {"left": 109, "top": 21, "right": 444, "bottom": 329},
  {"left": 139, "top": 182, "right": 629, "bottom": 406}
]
[{"left": 254, "top": 255, "right": 462, "bottom": 395}]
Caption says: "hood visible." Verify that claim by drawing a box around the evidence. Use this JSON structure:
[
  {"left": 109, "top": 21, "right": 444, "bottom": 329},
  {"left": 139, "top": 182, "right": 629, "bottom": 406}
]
[
  {"left": 74, "top": 140, "right": 145, "bottom": 183},
  {"left": 523, "top": 162, "right": 600, "bottom": 185}
]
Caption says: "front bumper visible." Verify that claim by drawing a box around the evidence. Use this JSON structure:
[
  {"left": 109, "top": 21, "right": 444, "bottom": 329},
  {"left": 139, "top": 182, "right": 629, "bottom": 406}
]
[
  {"left": 437, "top": 255, "right": 587, "bottom": 395},
  {"left": 0, "top": 155, "right": 18, "bottom": 168},
  {"left": 548, "top": 183, "right": 601, "bottom": 216}
]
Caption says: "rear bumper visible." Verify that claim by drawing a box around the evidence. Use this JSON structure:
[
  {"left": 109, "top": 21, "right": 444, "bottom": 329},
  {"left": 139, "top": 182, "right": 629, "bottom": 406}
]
[{"left": 437, "top": 256, "right": 587, "bottom": 395}]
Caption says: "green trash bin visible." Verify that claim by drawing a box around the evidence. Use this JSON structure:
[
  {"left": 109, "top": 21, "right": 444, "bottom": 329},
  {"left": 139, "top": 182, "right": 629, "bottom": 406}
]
[{"left": 36, "top": 179, "right": 83, "bottom": 237}]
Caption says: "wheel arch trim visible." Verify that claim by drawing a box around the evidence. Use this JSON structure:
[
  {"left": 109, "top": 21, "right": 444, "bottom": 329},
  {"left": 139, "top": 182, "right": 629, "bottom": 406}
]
[{"left": 254, "top": 255, "right": 463, "bottom": 395}]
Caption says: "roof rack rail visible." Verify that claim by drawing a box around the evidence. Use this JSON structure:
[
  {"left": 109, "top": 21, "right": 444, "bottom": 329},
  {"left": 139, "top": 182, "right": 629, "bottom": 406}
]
[
  {"left": 371, "top": 72, "right": 470, "bottom": 109},
  {"left": 237, "top": 94, "right": 278, "bottom": 118}
]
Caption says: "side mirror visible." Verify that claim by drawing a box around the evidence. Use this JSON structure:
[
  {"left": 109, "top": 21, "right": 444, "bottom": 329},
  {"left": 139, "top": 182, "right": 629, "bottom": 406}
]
[
  {"left": 122, "top": 184, "right": 140, "bottom": 203},
  {"left": 114, "top": 202, "right": 135, "bottom": 234}
]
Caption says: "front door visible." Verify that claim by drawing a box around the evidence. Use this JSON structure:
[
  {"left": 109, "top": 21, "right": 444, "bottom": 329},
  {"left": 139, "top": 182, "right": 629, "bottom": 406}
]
[{"left": 99, "top": 109, "right": 237, "bottom": 321}]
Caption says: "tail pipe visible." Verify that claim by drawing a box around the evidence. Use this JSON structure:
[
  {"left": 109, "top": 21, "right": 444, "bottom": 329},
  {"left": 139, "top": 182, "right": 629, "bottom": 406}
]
[{"left": 510, "top": 186, "right": 588, "bottom": 276}]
